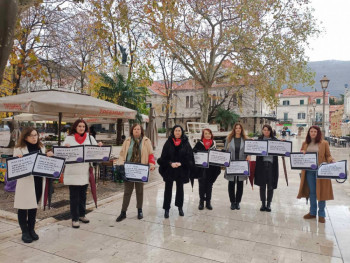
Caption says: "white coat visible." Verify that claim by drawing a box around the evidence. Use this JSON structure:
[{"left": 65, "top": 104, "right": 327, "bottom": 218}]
[
  {"left": 62, "top": 134, "right": 97, "bottom": 186},
  {"left": 13, "top": 146, "right": 46, "bottom": 209}
]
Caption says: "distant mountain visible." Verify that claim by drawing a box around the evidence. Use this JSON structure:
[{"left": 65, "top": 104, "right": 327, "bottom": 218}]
[{"left": 293, "top": 60, "right": 350, "bottom": 97}]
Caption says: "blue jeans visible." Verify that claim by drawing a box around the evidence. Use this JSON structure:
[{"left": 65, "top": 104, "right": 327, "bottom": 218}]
[{"left": 306, "top": 171, "right": 326, "bottom": 217}]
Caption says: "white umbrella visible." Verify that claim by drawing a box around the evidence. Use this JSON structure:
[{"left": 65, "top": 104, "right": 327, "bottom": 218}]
[{"left": 0, "top": 90, "right": 136, "bottom": 145}]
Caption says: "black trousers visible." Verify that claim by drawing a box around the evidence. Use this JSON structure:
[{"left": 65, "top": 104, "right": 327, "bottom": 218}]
[
  {"left": 198, "top": 177, "right": 213, "bottom": 202},
  {"left": 163, "top": 179, "right": 184, "bottom": 210},
  {"left": 228, "top": 177, "right": 243, "bottom": 204},
  {"left": 259, "top": 185, "right": 274, "bottom": 202},
  {"left": 69, "top": 185, "right": 88, "bottom": 221},
  {"left": 18, "top": 176, "right": 42, "bottom": 231}
]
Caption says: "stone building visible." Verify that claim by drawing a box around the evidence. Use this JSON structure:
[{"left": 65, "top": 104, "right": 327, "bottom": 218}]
[
  {"left": 147, "top": 64, "right": 276, "bottom": 135},
  {"left": 276, "top": 88, "right": 330, "bottom": 136},
  {"left": 330, "top": 105, "right": 344, "bottom": 137}
]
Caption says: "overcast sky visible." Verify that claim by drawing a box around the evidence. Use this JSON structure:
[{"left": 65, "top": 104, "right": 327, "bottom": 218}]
[{"left": 306, "top": 0, "right": 350, "bottom": 61}]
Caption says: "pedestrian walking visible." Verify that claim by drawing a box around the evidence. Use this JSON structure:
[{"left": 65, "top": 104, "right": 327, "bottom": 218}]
[
  {"left": 63, "top": 119, "right": 102, "bottom": 228},
  {"left": 254, "top": 124, "right": 279, "bottom": 212},
  {"left": 297, "top": 125, "right": 334, "bottom": 223},
  {"left": 158, "top": 125, "right": 194, "bottom": 218},
  {"left": 224, "top": 123, "right": 251, "bottom": 210},
  {"left": 193, "top": 129, "right": 221, "bottom": 210},
  {"left": 13, "top": 127, "right": 54, "bottom": 243},
  {"left": 116, "top": 123, "right": 155, "bottom": 222}
]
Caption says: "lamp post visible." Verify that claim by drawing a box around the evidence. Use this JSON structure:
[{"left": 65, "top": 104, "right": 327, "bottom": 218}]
[
  {"left": 312, "top": 99, "right": 316, "bottom": 125},
  {"left": 320, "top": 75, "right": 330, "bottom": 137}
]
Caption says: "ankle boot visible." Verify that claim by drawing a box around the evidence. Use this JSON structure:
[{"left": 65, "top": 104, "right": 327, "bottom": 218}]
[
  {"left": 19, "top": 223, "right": 33, "bottom": 243},
  {"left": 116, "top": 211, "right": 126, "bottom": 222},
  {"left": 260, "top": 201, "right": 266, "bottom": 211},
  {"left": 178, "top": 207, "right": 184, "bottom": 216},
  {"left": 137, "top": 208, "right": 143, "bottom": 220},
  {"left": 206, "top": 201, "right": 213, "bottom": 210},
  {"left": 164, "top": 209, "right": 169, "bottom": 218},
  {"left": 230, "top": 203, "right": 236, "bottom": 210},
  {"left": 266, "top": 202, "right": 271, "bottom": 212},
  {"left": 235, "top": 203, "right": 240, "bottom": 210},
  {"left": 28, "top": 210, "right": 39, "bottom": 241},
  {"left": 198, "top": 200, "right": 204, "bottom": 210}
]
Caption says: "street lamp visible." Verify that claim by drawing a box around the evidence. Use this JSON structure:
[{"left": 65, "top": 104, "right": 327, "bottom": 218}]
[
  {"left": 320, "top": 75, "right": 330, "bottom": 137},
  {"left": 312, "top": 99, "right": 316, "bottom": 125}
]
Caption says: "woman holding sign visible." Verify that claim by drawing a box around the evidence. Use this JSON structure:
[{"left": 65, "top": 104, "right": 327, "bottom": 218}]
[
  {"left": 254, "top": 124, "right": 279, "bottom": 212},
  {"left": 224, "top": 123, "right": 251, "bottom": 210},
  {"left": 297, "top": 125, "right": 334, "bottom": 223},
  {"left": 193, "top": 129, "right": 221, "bottom": 210},
  {"left": 13, "top": 127, "right": 53, "bottom": 243},
  {"left": 63, "top": 119, "right": 102, "bottom": 228},
  {"left": 116, "top": 123, "right": 155, "bottom": 222},
  {"left": 158, "top": 125, "right": 194, "bottom": 218}
]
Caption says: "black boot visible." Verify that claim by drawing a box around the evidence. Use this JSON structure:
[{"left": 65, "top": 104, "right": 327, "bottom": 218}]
[
  {"left": 266, "top": 202, "right": 271, "bottom": 212},
  {"left": 198, "top": 200, "right": 204, "bottom": 210},
  {"left": 230, "top": 203, "right": 236, "bottom": 210},
  {"left": 19, "top": 223, "right": 33, "bottom": 243},
  {"left": 260, "top": 201, "right": 266, "bottom": 212},
  {"left": 164, "top": 209, "right": 169, "bottom": 218},
  {"left": 28, "top": 209, "right": 38, "bottom": 241},
  {"left": 116, "top": 211, "right": 126, "bottom": 222},
  {"left": 178, "top": 207, "right": 184, "bottom": 216},
  {"left": 137, "top": 208, "right": 143, "bottom": 220},
  {"left": 206, "top": 201, "right": 213, "bottom": 210},
  {"left": 235, "top": 203, "right": 240, "bottom": 210}
]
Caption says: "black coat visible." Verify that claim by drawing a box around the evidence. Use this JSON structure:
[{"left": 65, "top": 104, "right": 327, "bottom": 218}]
[
  {"left": 254, "top": 136, "right": 279, "bottom": 189},
  {"left": 157, "top": 135, "right": 194, "bottom": 183},
  {"left": 192, "top": 141, "right": 221, "bottom": 184}
]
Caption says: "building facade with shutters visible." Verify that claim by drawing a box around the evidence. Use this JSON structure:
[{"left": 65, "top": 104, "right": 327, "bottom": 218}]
[{"left": 276, "top": 89, "right": 330, "bottom": 136}]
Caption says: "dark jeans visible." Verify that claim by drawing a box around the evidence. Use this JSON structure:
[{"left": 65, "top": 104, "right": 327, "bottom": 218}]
[
  {"left": 18, "top": 176, "right": 42, "bottom": 231},
  {"left": 228, "top": 178, "right": 243, "bottom": 204},
  {"left": 163, "top": 179, "right": 184, "bottom": 210},
  {"left": 69, "top": 185, "right": 88, "bottom": 221},
  {"left": 198, "top": 177, "right": 213, "bottom": 202},
  {"left": 259, "top": 185, "right": 274, "bottom": 202}
]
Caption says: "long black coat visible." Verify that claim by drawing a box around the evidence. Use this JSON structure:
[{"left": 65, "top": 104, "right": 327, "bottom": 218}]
[
  {"left": 254, "top": 136, "right": 279, "bottom": 189},
  {"left": 157, "top": 136, "right": 194, "bottom": 183},
  {"left": 192, "top": 141, "right": 221, "bottom": 184}
]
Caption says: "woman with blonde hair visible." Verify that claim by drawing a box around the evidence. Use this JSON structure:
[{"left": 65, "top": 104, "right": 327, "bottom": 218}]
[
  {"left": 224, "top": 123, "right": 250, "bottom": 210},
  {"left": 116, "top": 123, "right": 155, "bottom": 222}
]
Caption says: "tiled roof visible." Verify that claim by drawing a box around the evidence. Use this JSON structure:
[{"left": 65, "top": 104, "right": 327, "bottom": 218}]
[
  {"left": 329, "top": 105, "right": 344, "bottom": 112},
  {"left": 148, "top": 81, "right": 167, "bottom": 96},
  {"left": 279, "top": 88, "right": 329, "bottom": 104}
]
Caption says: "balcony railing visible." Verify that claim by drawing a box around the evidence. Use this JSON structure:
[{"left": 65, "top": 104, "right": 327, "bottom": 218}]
[{"left": 277, "top": 118, "right": 293, "bottom": 124}]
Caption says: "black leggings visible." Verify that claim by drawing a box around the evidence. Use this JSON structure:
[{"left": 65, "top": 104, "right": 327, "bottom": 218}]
[{"left": 228, "top": 178, "right": 243, "bottom": 204}]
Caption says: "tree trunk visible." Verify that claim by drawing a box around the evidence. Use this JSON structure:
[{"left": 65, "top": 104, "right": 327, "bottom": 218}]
[
  {"left": 0, "top": 0, "right": 18, "bottom": 85},
  {"left": 116, "top": 118, "right": 123, "bottom": 145},
  {"left": 200, "top": 84, "right": 210, "bottom": 123},
  {"left": 165, "top": 95, "right": 170, "bottom": 137}
]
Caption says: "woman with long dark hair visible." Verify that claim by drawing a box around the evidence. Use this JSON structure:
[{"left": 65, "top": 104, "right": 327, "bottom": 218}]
[
  {"left": 254, "top": 124, "right": 279, "bottom": 212},
  {"left": 13, "top": 127, "right": 53, "bottom": 243},
  {"left": 116, "top": 123, "right": 155, "bottom": 222},
  {"left": 63, "top": 119, "right": 102, "bottom": 228},
  {"left": 158, "top": 125, "right": 194, "bottom": 218},
  {"left": 193, "top": 129, "right": 221, "bottom": 210},
  {"left": 224, "top": 123, "right": 251, "bottom": 210},
  {"left": 297, "top": 125, "right": 334, "bottom": 223}
]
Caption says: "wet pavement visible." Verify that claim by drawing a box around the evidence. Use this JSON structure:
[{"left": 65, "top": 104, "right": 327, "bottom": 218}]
[{"left": 0, "top": 137, "right": 349, "bottom": 263}]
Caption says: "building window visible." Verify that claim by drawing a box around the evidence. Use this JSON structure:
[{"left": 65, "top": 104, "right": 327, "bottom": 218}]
[
  {"left": 190, "top": 96, "right": 193, "bottom": 108},
  {"left": 186, "top": 96, "right": 189, "bottom": 108},
  {"left": 297, "top": 113, "right": 306, "bottom": 119},
  {"left": 282, "top": 100, "right": 290, "bottom": 106},
  {"left": 316, "top": 98, "right": 321, "bottom": 104},
  {"left": 316, "top": 112, "right": 323, "bottom": 122},
  {"left": 284, "top": 113, "right": 288, "bottom": 120},
  {"left": 300, "top": 100, "right": 304, "bottom": 105},
  {"left": 162, "top": 105, "right": 165, "bottom": 113}
]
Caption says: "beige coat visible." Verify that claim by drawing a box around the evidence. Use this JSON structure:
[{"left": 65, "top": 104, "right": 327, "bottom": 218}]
[
  {"left": 117, "top": 136, "right": 154, "bottom": 165},
  {"left": 297, "top": 140, "right": 334, "bottom": 201},
  {"left": 13, "top": 146, "right": 46, "bottom": 209},
  {"left": 62, "top": 134, "right": 97, "bottom": 186}
]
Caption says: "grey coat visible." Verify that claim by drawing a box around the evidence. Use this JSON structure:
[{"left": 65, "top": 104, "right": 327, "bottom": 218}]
[{"left": 224, "top": 137, "right": 248, "bottom": 182}]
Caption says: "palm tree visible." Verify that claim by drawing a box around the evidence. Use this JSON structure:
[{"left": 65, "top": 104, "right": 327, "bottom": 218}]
[
  {"left": 98, "top": 72, "right": 148, "bottom": 145},
  {"left": 214, "top": 107, "right": 239, "bottom": 131}
]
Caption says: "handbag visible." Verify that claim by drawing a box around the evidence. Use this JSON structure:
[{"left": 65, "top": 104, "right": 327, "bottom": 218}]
[{"left": 115, "top": 165, "right": 127, "bottom": 181}]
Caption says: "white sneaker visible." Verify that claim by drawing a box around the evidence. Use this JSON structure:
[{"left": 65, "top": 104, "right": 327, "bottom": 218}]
[{"left": 72, "top": 221, "right": 80, "bottom": 228}]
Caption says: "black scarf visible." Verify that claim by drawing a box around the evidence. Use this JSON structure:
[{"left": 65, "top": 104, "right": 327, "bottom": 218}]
[{"left": 25, "top": 141, "right": 40, "bottom": 153}]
